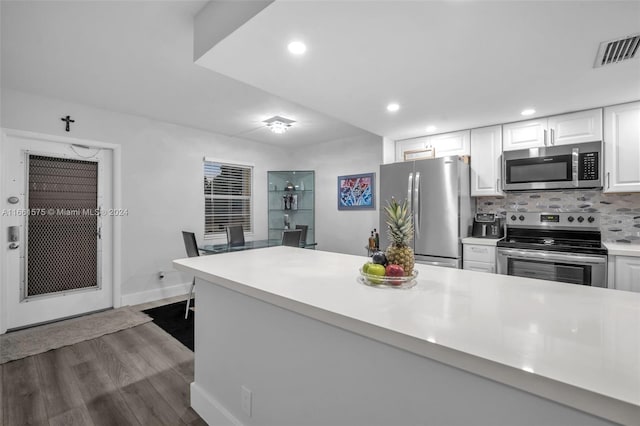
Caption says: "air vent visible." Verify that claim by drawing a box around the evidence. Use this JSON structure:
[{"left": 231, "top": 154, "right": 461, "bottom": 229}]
[{"left": 594, "top": 33, "right": 640, "bottom": 67}]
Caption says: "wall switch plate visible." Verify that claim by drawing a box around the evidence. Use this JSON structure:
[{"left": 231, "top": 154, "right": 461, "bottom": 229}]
[{"left": 241, "top": 385, "right": 252, "bottom": 417}]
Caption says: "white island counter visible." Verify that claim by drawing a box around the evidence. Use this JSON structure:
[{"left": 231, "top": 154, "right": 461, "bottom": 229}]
[{"left": 174, "top": 246, "right": 640, "bottom": 426}]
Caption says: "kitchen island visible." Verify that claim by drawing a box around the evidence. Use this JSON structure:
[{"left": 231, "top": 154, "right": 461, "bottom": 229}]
[{"left": 174, "top": 247, "right": 640, "bottom": 426}]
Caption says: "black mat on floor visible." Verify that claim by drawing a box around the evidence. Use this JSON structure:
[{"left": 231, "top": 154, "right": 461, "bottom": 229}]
[{"left": 143, "top": 299, "right": 194, "bottom": 351}]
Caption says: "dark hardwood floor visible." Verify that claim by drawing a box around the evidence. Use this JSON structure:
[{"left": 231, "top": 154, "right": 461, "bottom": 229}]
[{"left": 1, "top": 319, "right": 205, "bottom": 426}]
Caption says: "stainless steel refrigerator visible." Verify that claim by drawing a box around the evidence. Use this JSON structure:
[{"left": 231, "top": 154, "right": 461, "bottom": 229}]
[{"left": 379, "top": 156, "right": 472, "bottom": 268}]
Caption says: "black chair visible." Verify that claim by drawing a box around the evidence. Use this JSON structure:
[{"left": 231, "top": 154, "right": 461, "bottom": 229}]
[
  {"left": 226, "top": 225, "right": 245, "bottom": 247},
  {"left": 182, "top": 231, "right": 199, "bottom": 319},
  {"left": 282, "top": 229, "right": 303, "bottom": 247},
  {"left": 295, "top": 224, "right": 308, "bottom": 246}
]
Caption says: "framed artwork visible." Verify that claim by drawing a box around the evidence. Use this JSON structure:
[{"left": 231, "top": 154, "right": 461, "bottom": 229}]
[{"left": 337, "top": 172, "right": 375, "bottom": 210}]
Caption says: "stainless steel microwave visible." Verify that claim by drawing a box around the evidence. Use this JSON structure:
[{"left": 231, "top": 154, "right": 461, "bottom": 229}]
[{"left": 502, "top": 141, "right": 602, "bottom": 191}]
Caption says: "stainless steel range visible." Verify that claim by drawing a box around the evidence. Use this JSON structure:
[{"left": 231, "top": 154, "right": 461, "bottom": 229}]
[{"left": 496, "top": 212, "right": 607, "bottom": 287}]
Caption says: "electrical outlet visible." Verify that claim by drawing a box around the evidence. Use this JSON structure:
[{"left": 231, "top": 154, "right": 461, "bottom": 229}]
[{"left": 241, "top": 385, "right": 252, "bottom": 417}]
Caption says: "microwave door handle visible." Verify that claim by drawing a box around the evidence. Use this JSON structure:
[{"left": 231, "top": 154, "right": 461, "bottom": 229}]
[
  {"left": 498, "top": 249, "right": 606, "bottom": 264},
  {"left": 572, "top": 147, "right": 579, "bottom": 187},
  {"left": 414, "top": 171, "right": 421, "bottom": 238}
]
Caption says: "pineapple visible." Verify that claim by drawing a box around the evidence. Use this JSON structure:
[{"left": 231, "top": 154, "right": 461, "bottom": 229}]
[{"left": 384, "top": 198, "right": 415, "bottom": 276}]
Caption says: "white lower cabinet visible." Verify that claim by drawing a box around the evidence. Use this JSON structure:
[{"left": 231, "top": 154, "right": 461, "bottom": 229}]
[
  {"left": 463, "top": 243, "right": 496, "bottom": 273},
  {"left": 612, "top": 255, "right": 640, "bottom": 292}
]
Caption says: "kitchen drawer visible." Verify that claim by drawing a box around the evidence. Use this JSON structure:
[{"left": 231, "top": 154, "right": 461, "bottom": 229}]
[
  {"left": 463, "top": 260, "right": 495, "bottom": 273},
  {"left": 463, "top": 244, "right": 496, "bottom": 263}
]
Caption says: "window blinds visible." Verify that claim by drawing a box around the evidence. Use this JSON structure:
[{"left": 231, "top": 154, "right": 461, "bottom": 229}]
[{"left": 204, "top": 161, "right": 252, "bottom": 237}]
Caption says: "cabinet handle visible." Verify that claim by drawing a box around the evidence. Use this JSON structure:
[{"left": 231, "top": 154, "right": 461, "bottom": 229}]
[
  {"left": 543, "top": 129, "right": 548, "bottom": 146},
  {"left": 550, "top": 128, "right": 555, "bottom": 145},
  {"left": 607, "top": 172, "right": 610, "bottom": 189}
]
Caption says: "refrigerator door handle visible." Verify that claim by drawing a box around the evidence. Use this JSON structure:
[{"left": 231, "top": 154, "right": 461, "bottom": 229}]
[
  {"left": 407, "top": 172, "right": 413, "bottom": 213},
  {"left": 414, "top": 171, "right": 421, "bottom": 238}
]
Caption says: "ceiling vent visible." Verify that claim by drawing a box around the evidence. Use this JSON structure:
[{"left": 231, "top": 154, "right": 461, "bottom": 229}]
[{"left": 594, "top": 33, "right": 640, "bottom": 68}]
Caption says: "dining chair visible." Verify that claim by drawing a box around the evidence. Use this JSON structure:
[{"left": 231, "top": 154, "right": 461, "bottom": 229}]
[
  {"left": 182, "top": 231, "right": 199, "bottom": 319},
  {"left": 282, "top": 229, "right": 303, "bottom": 247},
  {"left": 226, "top": 225, "right": 245, "bottom": 247},
  {"left": 295, "top": 224, "right": 308, "bottom": 246}
]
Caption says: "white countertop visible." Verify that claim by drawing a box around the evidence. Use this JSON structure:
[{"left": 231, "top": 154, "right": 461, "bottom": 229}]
[
  {"left": 174, "top": 247, "right": 640, "bottom": 424},
  {"left": 462, "top": 236, "right": 502, "bottom": 246},
  {"left": 604, "top": 242, "right": 640, "bottom": 257}
]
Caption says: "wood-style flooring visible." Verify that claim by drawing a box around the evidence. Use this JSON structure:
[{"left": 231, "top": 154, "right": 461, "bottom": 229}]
[{"left": 0, "top": 298, "right": 205, "bottom": 426}]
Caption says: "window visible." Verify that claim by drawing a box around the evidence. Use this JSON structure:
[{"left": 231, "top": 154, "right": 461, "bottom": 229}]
[{"left": 204, "top": 160, "right": 253, "bottom": 237}]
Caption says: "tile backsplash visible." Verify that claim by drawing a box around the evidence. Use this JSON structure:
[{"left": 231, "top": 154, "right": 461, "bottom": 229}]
[{"left": 476, "top": 191, "right": 640, "bottom": 244}]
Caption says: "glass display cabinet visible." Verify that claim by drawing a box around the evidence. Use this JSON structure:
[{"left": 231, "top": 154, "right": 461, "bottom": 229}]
[{"left": 268, "top": 171, "right": 315, "bottom": 244}]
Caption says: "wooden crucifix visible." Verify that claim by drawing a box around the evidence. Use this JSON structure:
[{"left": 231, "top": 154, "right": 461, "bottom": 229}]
[{"left": 61, "top": 115, "right": 75, "bottom": 132}]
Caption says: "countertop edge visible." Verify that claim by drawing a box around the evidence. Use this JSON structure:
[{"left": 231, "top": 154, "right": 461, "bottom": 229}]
[
  {"left": 462, "top": 237, "right": 502, "bottom": 246},
  {"left": 603, "top": 242, "right": 640, "bottom": 257},
  {"left": 174, "top": 258, "right": 638, "bottom": 425}
]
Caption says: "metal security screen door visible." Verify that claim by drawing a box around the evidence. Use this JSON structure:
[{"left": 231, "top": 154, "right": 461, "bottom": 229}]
[{"left": 25, "top": 155, "right": 100, "bottom": 298}]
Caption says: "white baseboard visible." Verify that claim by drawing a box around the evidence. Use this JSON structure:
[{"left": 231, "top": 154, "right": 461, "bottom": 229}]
[
  {"left": 120, "top": 281, "right": 193, "bottom": 306},
  {"left": 191, "top": 382, "right": 243, "bottom": 426}
]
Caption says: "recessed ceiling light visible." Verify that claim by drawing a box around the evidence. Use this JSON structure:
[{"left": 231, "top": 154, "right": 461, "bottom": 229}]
[
  {"left": 386, "top": 103, "right": 400, "bottom": 112},
  {"left": 521, "top": 108, "right": 536, "bottom": 116},
  {"left": 287, "top": 41, "right": 306, "bottom": 55},
  {"left": 426, "top": 125, "right": 437, "bottom": 133}
]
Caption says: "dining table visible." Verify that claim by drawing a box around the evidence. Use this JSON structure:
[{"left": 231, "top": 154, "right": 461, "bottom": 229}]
[{"left": 199, "top": 239, "right": 317, "bottom": 254}]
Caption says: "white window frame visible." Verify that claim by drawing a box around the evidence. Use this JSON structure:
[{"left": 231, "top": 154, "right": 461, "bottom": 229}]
[{"left": 203, "top": 158, "right": 254, "bottom": 240}]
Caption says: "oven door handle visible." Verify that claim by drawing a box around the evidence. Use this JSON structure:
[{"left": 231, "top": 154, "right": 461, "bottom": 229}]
[{"left": 498, "top": 249, "right": 606, "bottom": 264}]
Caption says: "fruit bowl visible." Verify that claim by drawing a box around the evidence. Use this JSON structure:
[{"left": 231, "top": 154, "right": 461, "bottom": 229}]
[{"left": 358, "top": 268, "right": 418, "bottom": 289}]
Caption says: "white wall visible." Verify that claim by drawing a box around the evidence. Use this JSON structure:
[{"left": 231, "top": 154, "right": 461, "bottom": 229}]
[
  {"left": 291, "top": 133, "right": 383, "bottom": 256},
  {"left": 1, "top": 89, "right": 289, "bottom": 302}
]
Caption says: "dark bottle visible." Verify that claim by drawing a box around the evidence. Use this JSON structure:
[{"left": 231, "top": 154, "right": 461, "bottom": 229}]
[{"left": 374, "top": 228, "right": 379, "bottom": 250}]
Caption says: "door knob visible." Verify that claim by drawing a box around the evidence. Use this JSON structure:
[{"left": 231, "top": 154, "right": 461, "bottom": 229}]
[{"left": 9, "top": 243, "right": 19, "bottom": 250}]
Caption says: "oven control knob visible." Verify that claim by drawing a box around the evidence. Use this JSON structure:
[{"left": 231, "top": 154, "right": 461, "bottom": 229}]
[
  {"left": 588, "top": 216, "right": 595, "bottom": 223},
  {"left": 577, "top": 216, "right": 584, "bottom": 223},
  {"left": 567, "top": 216, "right": 575, "bottom": 222},
  {"left": 510, "top": 215, "right": 517, "bottom": 221},
  {"left": 518, "top": 215, "right": 525, "bottom": 221}
]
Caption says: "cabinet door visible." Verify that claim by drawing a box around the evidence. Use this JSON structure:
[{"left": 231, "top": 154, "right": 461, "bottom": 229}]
[
  {"left": 614, "top": 256, "right": 640, "bottom": 292},
  {"left": 471, "top": 125, "right": 503, "bottom": 196},
  {"left": 463, "top": 260, "right": 495, "bottom": 273},
  {"left": 547, "top": 109, "right": 603, "bottom": 146},
  {"left": 396, "top": 131, "right": 470, "bottom": 161},
  {"left": 604, "top": 101, "right": 640, "bottom": 193},
  {"left": 426, "top": 130, "right": 471, "bottom": 157},
  {"left": 502, "top": 119, "right": 547, "bottom": 151}
]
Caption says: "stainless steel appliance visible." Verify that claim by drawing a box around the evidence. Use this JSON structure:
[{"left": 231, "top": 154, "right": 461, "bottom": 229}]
[
  {"left": 472, "top": 213, "right": 504, "bottom": 239},
  {"left": 497, "top": 212, "right": 607, "bottom": 287},
  {"left": 379, "top": 156, "right": 472, "bottom": 268},
  {"left": 502, "top": 141, "right": 602, "bottom": 191}
]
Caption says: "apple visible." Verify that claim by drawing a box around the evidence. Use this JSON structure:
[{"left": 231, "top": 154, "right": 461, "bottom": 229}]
[
  {"left": 362, "top": 262, "right": 373, "bottom": 274},
  {"left": 366, "top": 263, "right": 386, "bottom": 284},
  {"left": 371, "top": 251, "right": 388, "bottom": 266},
  {"left": 385, "top": 264, "right": 404, "bottom": 285}
]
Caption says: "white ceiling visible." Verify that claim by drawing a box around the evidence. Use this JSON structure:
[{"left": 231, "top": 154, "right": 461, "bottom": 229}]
[
  {"left": 198, "top": 0, "right": 640, "bottom": 141},
  {"left": 2, "top": 1, "right": 639, "bottom": 148},
  {"left": 0, "top": 0, "right": 371, "bottom": 148}
]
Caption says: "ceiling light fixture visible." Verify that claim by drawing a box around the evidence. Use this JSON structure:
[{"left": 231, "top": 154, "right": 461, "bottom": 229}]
[
  {"left": 426, "top": 125, "right": 437, "bottom": 133},
  {"left": 387, "top": 103, "right": 400, "bottom": 112},
  {"left": 263, "top": 116, "right": 295, "bottom": 134},
  {"left": 287, "top": 41, "right": 307, "bottom": 55},
  {"left": 521, "top": 108, "right": 536, "bottom": 116}
]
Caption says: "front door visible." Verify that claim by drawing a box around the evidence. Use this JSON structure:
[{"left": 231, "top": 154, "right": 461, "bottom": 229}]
[{"left": 2, "top": 132, "right": 113, "bottom": 330}]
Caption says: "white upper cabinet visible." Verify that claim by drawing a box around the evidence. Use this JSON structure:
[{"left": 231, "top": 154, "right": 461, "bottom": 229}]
[
  {"left": 503, "top": 109, "right": 602, "bottom": 151},
  {"left": 502, "top": 119, "right": 547, "bottom": 151},
  {"left": 470, "top": 125, "right": 503, "bottom": 196},
  {"left": 396, "top": 130, "right": 470, "bottom": 161},
  {"left": 604, "top": 101, "right": 640, "bottom": 193},
  {"left": 547, "top": 109, "right": 603, "bottom": 146}
]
